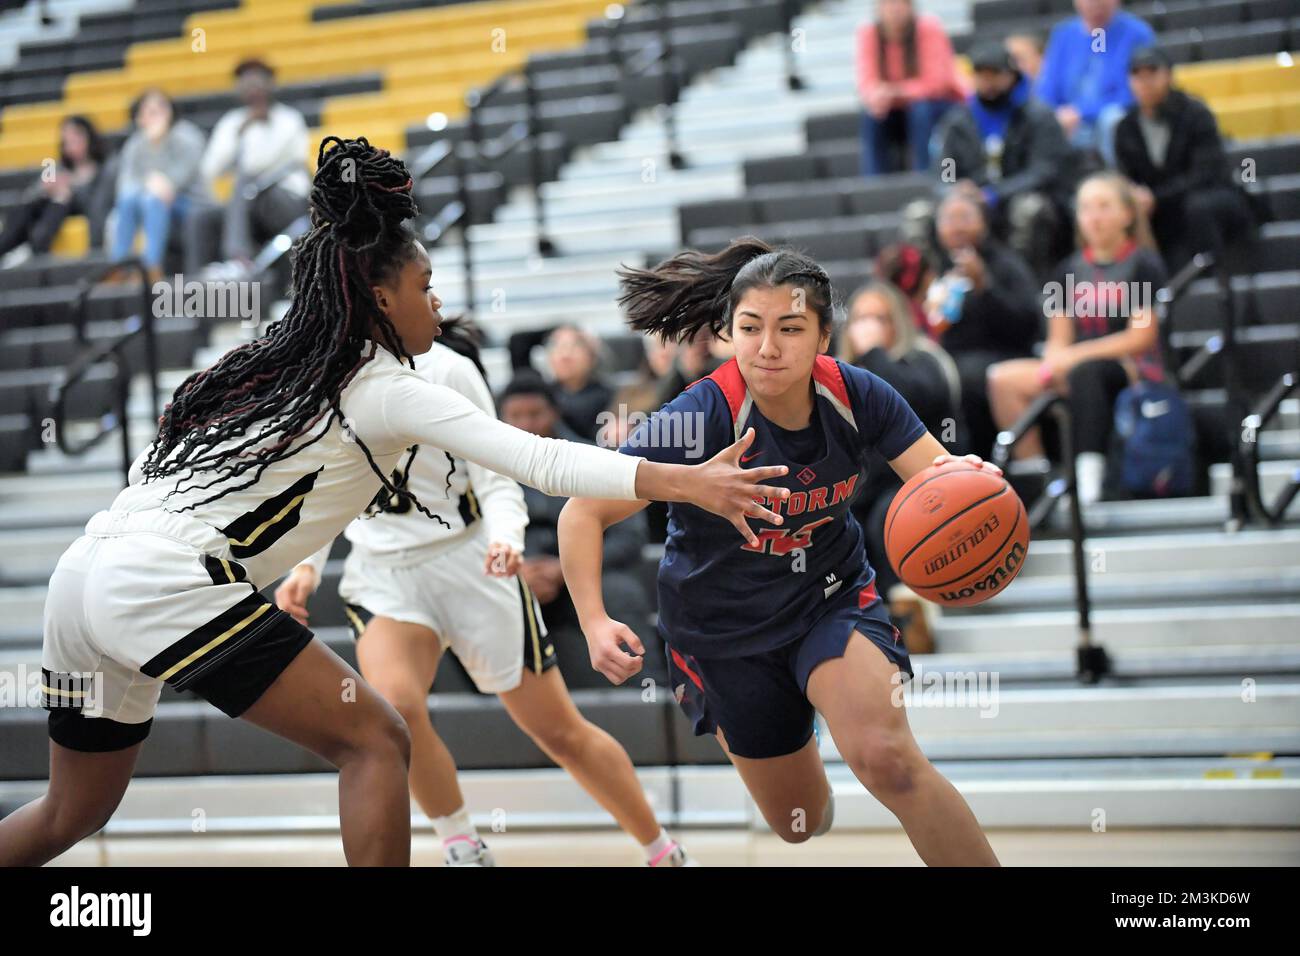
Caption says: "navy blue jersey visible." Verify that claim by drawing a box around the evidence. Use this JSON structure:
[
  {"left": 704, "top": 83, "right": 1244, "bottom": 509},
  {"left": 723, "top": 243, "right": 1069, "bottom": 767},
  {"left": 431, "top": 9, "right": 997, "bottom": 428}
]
[{"left": 619, "top": 355, "right": 926, "bottom": 658}]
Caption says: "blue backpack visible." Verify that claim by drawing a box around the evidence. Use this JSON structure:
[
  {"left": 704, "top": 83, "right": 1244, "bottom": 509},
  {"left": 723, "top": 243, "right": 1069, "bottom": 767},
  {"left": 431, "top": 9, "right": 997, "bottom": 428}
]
[{"left": 1112, "top": 380, "right": 1195, "bottom": 498}]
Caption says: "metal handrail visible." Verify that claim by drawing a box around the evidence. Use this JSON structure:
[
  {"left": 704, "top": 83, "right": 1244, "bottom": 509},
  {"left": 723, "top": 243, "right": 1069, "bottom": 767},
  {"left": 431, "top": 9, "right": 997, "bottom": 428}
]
[
  {"left": 991, "top": 394, "right": 1104, "bottom": 682},
  {"left": 1239, "top": 371, "right": 1300, "bottom": 526},
  {"left": 51, "top": 318, "right": 141, "bottom": 484},
  {"left": 71, "top": 257, "right": 157, "bottom": 423}
]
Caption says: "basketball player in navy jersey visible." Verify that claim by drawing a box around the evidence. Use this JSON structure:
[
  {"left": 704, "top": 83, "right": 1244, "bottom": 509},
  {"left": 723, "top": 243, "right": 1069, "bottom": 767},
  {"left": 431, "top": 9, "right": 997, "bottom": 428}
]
[{"left": 559, "top": 238, "right": 1001, "bottom": 865}]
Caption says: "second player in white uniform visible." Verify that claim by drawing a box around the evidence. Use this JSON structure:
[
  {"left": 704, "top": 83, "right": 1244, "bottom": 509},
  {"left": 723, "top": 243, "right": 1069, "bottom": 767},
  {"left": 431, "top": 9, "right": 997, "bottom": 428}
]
[{"left": 280, "top": 337, "right": 698, "bottom": 866}]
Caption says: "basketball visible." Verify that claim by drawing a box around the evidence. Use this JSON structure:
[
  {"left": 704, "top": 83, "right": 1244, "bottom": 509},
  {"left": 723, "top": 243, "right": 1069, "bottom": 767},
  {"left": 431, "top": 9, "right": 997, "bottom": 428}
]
[{"left": 885, "top": 461, "right": 1030, "bottom": 607}]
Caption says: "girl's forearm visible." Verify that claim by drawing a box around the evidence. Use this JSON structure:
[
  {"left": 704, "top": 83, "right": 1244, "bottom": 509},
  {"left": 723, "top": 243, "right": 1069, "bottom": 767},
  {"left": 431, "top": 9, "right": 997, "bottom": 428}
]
[
  {"left": 557, "top": 501, "right": 611, "bottom": 627},
  {"left": 632, "top": 460, "right": 690, "bottom": 503}
]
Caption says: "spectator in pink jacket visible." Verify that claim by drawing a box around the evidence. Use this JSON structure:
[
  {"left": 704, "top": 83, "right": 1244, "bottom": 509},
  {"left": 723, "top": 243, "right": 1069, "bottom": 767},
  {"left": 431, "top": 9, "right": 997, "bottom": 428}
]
[{"left": 856, "top": 0, "right": 966, "bottom": 176}]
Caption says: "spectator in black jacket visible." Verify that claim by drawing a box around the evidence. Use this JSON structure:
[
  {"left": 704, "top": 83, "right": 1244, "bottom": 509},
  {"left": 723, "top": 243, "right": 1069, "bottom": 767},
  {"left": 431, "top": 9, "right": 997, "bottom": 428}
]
[
  {"left": 1115, "top": 45, "right": 1255, "bottom": 272},
  {"left": 926, "top": 188, "right": 1043, "bottom": 456},
  {"left": 498, "top": 373, "right": 660, "bottom": 688},
  {"left": 0, "top": 116, "right": 113, "bottom": 264},
  {"left": 933, "top": 41, "right": 1076, "bottom": 281}
]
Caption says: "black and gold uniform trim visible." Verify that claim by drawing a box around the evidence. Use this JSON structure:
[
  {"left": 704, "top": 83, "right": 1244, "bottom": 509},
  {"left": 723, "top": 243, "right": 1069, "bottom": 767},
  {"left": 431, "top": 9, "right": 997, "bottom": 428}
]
[
  {"left": 456, "top": 484, "right": 481, "bottom": 529},
  {"left": 202, "top": 554, "right": 250, "bottom": 587},
  {"left": 220, "top": 467, "right": 323, "bottom": 559},
  {"left": 516, "top": 577, "right": 555, "bottom": 676},
  {"left": 140, "top": 591, "right": 285, "bottom": 689},
  {"left": 343, "top": 602, "right": 374, "bottom": 640},
  {"left": 40, "top": 668, "right": 94, "bottom": 711}
]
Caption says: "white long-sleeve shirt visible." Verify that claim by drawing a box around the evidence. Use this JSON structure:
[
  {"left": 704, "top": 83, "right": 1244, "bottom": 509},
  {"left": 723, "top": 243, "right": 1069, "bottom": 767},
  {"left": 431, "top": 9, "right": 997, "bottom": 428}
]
[
  {"left": 113, "top": 341, "right": 642, "bottom": 589},
  {"left": 200, "top": 101, "right": 311, "bottom": 197},
  {"left": 300, "top": 341, "right": 530, "bottom": 574}
]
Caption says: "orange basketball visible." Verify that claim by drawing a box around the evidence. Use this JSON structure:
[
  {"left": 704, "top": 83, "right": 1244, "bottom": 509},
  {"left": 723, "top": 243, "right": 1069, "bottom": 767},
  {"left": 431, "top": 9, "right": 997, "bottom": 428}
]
[{"left": 884, "top": 461, "right": 1030, "bottom": 607}]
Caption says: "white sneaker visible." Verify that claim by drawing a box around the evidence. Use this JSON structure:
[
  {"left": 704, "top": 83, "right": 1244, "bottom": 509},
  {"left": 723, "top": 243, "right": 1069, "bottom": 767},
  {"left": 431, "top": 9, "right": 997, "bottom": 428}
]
[
  {"left": 443, "top": 837, "right": 496, "bottom": 867},
  {"left": 1, "top": 244, "right": 32, "bottom": 269},
  {"left": 648, "top": 842, "right": 700, "bottom": 867}
]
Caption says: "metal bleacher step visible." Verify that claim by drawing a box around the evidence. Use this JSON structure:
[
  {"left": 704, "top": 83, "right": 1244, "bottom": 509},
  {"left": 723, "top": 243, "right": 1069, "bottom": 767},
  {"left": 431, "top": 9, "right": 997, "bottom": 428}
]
[
  {"left": 950, "top": 563, "right": 1300, "bottom": 615},
  {"left": 1042, "top": 493, "right": 1299, "bottom": 534},
  {"left": 1211, "top": 458, "right": 1300, "bottom": 499},
  {"left": 932, "top": 602, "right": 1300, "bottom": 654},
  {"left": 1017, "top": 527, "right": 1300, "bottom": 578}
]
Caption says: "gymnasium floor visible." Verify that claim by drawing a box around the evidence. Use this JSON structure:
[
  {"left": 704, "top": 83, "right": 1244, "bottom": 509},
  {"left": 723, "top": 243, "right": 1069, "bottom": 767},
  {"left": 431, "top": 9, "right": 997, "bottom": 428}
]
[{"left": 43, "top": 828, "right": 1300, "bottom": 867}]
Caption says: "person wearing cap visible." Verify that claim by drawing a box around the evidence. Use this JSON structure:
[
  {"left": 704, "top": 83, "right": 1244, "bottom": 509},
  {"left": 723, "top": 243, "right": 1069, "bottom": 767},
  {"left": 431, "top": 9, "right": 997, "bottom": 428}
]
[
  {"left": 1115, "top": 44, "right": 1256, "bottom": 272},
  {"left": 931, "top": 40, "right": 1076, "bottom": 280},
  {"left": 1036, "top": 0, "right": 1155, "bottom": 164}
]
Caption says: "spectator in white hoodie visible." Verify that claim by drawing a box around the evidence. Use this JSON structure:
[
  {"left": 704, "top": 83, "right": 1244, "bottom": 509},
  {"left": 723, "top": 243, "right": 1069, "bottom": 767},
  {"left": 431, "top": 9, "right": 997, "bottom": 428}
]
[{"left": 185, "top": 58, "right": 310, "bottom": 278}]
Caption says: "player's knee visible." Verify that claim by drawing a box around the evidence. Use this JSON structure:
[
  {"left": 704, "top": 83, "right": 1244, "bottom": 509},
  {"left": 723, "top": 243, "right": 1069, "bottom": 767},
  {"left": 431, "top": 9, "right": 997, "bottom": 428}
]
[
  {"left": 371, "top": 679, "right": 430, "bottom": 730},
  {"left": 328, "top": 698, "right": 411, "bottom": 769},
  {"left": 985, "top": 361, "right": 1011, "bottom": 394},
  {"left": 842, "top": 731, "right": 918, "bottom": 800},
  {"left": 529, "top": 717, "right": 588, "bottom": 763},
  {"left": 43, "top": 792, "right": 121, "bottom": 847}
]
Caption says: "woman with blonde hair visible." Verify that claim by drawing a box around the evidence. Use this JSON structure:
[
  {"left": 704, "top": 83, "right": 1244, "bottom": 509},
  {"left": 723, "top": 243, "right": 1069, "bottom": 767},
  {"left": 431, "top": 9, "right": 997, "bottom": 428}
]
[{"left": 986, "top": 171, "right": 1168, "bottom": 504}]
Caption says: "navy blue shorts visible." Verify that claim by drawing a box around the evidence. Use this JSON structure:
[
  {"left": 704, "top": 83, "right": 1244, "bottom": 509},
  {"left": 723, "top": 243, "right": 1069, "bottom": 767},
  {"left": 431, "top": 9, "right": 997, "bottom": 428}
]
[{"left": 666, "top": 572, "right": 913, "bottom": 760}]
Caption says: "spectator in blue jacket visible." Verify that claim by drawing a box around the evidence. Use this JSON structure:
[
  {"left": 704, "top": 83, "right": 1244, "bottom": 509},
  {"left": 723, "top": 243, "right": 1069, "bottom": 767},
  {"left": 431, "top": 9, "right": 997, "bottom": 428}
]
[{"left": 1036, "top": 0, "right": 1155, "bottom": 164}]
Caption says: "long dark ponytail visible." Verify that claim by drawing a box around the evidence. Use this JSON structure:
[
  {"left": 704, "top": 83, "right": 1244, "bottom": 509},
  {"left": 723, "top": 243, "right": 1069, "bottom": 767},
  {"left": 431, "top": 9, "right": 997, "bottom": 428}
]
[{"left": 617, "top": 236, "right": 835, "bottom": 342}]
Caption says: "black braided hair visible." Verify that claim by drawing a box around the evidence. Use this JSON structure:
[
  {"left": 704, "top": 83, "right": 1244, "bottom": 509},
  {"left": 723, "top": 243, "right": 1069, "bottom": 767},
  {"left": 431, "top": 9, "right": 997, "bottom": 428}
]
[{"left": 139, "top": 135, "right": 446, "bottom": 525}]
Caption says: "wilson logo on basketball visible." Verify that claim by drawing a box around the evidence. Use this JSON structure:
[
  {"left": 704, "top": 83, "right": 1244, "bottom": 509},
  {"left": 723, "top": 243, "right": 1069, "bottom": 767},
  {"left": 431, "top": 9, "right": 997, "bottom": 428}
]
[
  {"left": 938, "top": 541, "right": 1027, "bottom": 603},
  {"left": 886, "top": 461, "right": 1030, "bottom": 607},
  {"left": 923, "top": 514, "right": 1002, "bottom": 576}
]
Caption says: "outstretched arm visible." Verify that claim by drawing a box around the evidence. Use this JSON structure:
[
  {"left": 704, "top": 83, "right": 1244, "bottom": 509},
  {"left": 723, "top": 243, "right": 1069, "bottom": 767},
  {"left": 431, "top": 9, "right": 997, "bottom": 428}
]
[{"left": 359, "top": 371, "right": 790, "bottom": 542}]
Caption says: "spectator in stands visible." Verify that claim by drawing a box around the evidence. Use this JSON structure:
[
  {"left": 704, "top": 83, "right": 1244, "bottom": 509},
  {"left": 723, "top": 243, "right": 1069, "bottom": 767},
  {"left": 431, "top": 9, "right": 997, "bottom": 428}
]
[
  {"left": 1036, "top": 0, "right": 1155, "bottom": 164},
  {"left": 927, "top": 187, "right": 1042, "bottom": 457},
  {"left": 1005, "top": 32, "right": 1045, "bottom": 82},
  {"left": 544, "top": 324, "right": 614, "bottom": 441},
  {"left": 932, "top": 41, "right": 1076, "bottom": 282},
  {"left": 185, "top": 59, "right": 310, "bottom": 279},
  {"left": 840, "top": 280, "right": 960, "bottom": 442},
  {"left": 839, "top": 279, "right": 961, "bottom": 650},
  {"left": 599, "top": 336, "right": 678, "bottom": 441},
  {"left": 0, "top": 116, "right": 113, "bottom": 266},
  {"left": 987, "top": 171, "right": 1166, "bottom": 504},
  {"left": 855, "top": 0, "right": 965, "bottom": 176},
  {"left": 874, "top": 241, "right": 938, "bottom": 338},
  {"left": 1116, "top": 45, "right": 1256, "bottom": 273},
  {"left": 108, "top": 89, "right": 206, "bottom": 281},
  {"left": 498, "top": 373, "right": 659, "bottom": 688}
]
